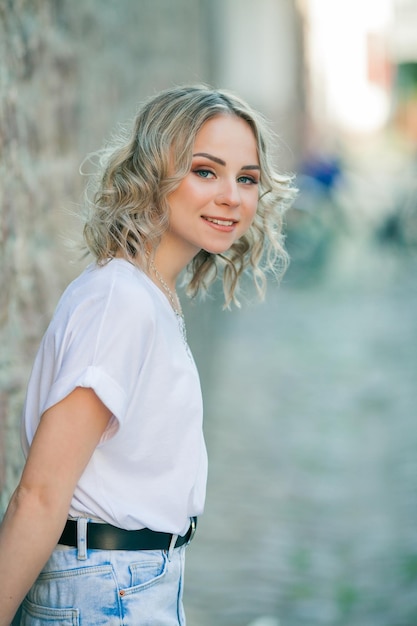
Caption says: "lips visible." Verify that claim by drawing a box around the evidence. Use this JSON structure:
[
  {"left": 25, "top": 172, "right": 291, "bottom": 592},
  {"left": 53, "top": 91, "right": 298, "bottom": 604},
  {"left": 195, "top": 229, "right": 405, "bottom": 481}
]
[{"left": 202, "top": 216, "right": 237, "bottom": 226}]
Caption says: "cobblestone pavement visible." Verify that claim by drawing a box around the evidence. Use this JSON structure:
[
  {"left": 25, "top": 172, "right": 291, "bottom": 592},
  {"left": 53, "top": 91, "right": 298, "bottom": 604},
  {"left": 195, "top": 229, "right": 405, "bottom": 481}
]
[{"left": 183, "top": 249, "right": 417, "bottom": 626}]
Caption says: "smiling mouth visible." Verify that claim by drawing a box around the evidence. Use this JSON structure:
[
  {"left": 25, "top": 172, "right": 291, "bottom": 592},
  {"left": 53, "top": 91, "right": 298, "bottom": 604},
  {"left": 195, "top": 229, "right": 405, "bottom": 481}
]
[{"left": 203, "top": 217, "right": 236, "bottom": 226}]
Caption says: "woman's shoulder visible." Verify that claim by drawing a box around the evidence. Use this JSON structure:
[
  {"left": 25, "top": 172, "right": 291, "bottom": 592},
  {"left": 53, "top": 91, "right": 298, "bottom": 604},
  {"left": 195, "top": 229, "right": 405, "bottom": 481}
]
[
  {"left": 72, "top": 259, "right": 152, "bottom": 297},
  {"left": 57, "top": 259, "right": 157, "bottom": 324}
]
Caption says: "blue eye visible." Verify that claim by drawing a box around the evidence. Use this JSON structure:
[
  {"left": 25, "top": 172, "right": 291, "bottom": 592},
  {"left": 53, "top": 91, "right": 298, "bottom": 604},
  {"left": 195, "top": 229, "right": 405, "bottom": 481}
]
[
  {"left": 238, "top": 175, "right": 258, "bottom": 185},
  {"left": 194, "top": 169, "right": 214, "bottom": 179}
]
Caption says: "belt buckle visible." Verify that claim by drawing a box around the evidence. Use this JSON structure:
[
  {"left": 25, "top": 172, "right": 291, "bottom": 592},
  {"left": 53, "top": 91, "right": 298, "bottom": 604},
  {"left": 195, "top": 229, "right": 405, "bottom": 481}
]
[{"left": 186, "top": 517, "right": 197, "bottom": 546}]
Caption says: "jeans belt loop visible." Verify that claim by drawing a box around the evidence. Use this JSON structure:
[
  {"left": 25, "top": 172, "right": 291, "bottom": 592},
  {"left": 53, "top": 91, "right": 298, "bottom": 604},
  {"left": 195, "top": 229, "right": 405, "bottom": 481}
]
[
  {"left": 77, "top": 517, "right": 88, "bottom": 560},
  {"left": 167, "top": 533, "right": 179, "bottom": 561}
]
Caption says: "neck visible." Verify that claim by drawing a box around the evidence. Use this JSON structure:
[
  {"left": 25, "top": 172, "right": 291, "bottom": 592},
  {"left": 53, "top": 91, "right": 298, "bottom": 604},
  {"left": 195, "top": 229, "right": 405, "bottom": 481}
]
[
  {"left": 150, "top": 237, "right": 200, "bottom": 291},
  {"left": 149, "top": 258, "right": 183, "bottom": 317},
  {"left": 151, "top": 250, "right": 179, "bottom": 292}
]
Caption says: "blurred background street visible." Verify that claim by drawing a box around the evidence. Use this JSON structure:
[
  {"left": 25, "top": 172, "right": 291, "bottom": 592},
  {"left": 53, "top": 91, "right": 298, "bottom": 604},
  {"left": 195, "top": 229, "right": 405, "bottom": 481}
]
[
  {"left": 185, "top": 246, "right": 417, "bottom": 625},
  {"left": 1, "top": 1, "right": 416, "bottom": 624}
]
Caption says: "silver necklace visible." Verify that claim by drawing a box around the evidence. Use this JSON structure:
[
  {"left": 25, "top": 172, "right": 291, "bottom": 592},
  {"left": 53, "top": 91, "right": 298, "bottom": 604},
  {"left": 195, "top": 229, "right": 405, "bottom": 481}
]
[{"left": 149, "top": 259, "right": 188, "bottom": 345}]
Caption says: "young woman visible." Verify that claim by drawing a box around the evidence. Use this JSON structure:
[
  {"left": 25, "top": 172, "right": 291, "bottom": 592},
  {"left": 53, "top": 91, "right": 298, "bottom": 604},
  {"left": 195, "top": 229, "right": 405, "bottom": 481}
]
[{"left": 0, "top": 85, "right": 295, "bottom": 625}]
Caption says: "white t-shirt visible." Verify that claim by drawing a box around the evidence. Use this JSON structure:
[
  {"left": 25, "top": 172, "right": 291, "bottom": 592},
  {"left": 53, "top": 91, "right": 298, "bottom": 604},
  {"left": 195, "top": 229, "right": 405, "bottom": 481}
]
[{"left": 21, "top": 258, "right": 208, "bottom": 535}]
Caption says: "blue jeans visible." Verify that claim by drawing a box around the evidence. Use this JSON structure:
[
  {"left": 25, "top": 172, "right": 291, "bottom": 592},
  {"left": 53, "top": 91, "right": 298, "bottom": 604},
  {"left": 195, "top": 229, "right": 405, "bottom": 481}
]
[{"left": 18, "top": 528, "right": 187, "bottom": 625}]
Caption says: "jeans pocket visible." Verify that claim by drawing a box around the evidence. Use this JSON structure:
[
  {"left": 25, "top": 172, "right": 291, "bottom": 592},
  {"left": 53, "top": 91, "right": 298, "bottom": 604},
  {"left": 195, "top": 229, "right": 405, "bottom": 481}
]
[
  {"left": 20, "top": 597, "right": 79, "bottom": 625},
  {"left": 121, "top": 551, "right": 168, "bottom": 596}
]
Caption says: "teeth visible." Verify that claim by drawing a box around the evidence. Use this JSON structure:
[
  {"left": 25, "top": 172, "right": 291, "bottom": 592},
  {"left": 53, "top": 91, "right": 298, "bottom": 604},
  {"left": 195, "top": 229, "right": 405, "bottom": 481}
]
[{"left": 205, "top": 217, "right": 234, "bottom": 226}]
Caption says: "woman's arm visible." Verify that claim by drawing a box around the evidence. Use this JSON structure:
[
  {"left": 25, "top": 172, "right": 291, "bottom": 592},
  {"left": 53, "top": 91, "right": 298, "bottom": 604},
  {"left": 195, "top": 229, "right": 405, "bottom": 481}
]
[{"left": 0, "top": 386, "right": 112, "bottom": 626}]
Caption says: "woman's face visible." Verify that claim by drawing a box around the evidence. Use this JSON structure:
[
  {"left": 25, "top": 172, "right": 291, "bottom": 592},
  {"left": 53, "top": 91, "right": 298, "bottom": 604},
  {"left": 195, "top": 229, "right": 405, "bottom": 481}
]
[{"left": 165, "top": 114, "right": 260, "bottom": 261}]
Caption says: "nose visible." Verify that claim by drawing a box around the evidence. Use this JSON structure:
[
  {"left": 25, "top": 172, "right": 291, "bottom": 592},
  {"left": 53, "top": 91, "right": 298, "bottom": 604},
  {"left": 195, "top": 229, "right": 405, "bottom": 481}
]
[{"left": 215, "top": 178, "right": 241, "bottom": 208}]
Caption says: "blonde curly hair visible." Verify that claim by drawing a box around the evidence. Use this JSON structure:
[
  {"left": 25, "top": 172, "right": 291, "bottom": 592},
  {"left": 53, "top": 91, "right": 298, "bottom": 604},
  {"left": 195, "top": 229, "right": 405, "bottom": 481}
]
[{"left": 83, "top": 85, "right": 296, "bottom": 306}]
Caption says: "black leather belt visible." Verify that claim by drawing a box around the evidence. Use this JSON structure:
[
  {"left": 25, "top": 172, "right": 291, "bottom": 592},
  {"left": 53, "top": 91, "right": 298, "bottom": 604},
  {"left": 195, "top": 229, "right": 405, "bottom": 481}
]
[{"left": 58, "top": 517, "right": 197, "bottom": 551}]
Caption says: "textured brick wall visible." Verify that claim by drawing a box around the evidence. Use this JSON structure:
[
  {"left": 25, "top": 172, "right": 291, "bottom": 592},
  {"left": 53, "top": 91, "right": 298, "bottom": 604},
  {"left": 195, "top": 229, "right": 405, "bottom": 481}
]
[{"left": 1, "top": 1, "right": 79, "bottom": 509}]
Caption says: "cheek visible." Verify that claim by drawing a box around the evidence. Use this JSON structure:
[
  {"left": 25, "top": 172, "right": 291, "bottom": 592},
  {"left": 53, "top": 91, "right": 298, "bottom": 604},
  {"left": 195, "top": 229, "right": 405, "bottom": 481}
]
[
  {"left": 239, "top": 204, "right": 258, "bottom": 237},
  {"left": 172, "top": 181, "right": 207, "bottom": 209},
  {"left": 246, "top": 196, "right": 259, "bottom": 222}
]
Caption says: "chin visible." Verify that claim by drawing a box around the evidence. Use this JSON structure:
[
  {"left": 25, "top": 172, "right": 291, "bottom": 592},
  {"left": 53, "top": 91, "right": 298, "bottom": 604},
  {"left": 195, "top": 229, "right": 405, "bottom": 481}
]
[
  {"left": 203, "top": 244, "right": 235, "bottom": 255},
  {"left": 202, "top": 237, "right": 241, "bottom": 256}
]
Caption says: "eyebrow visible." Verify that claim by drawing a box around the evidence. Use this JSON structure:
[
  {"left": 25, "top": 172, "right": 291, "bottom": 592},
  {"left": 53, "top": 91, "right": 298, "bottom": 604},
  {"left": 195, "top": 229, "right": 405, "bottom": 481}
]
[{"left": 193, "top": 152, "right": 260, "bottom": 171}]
